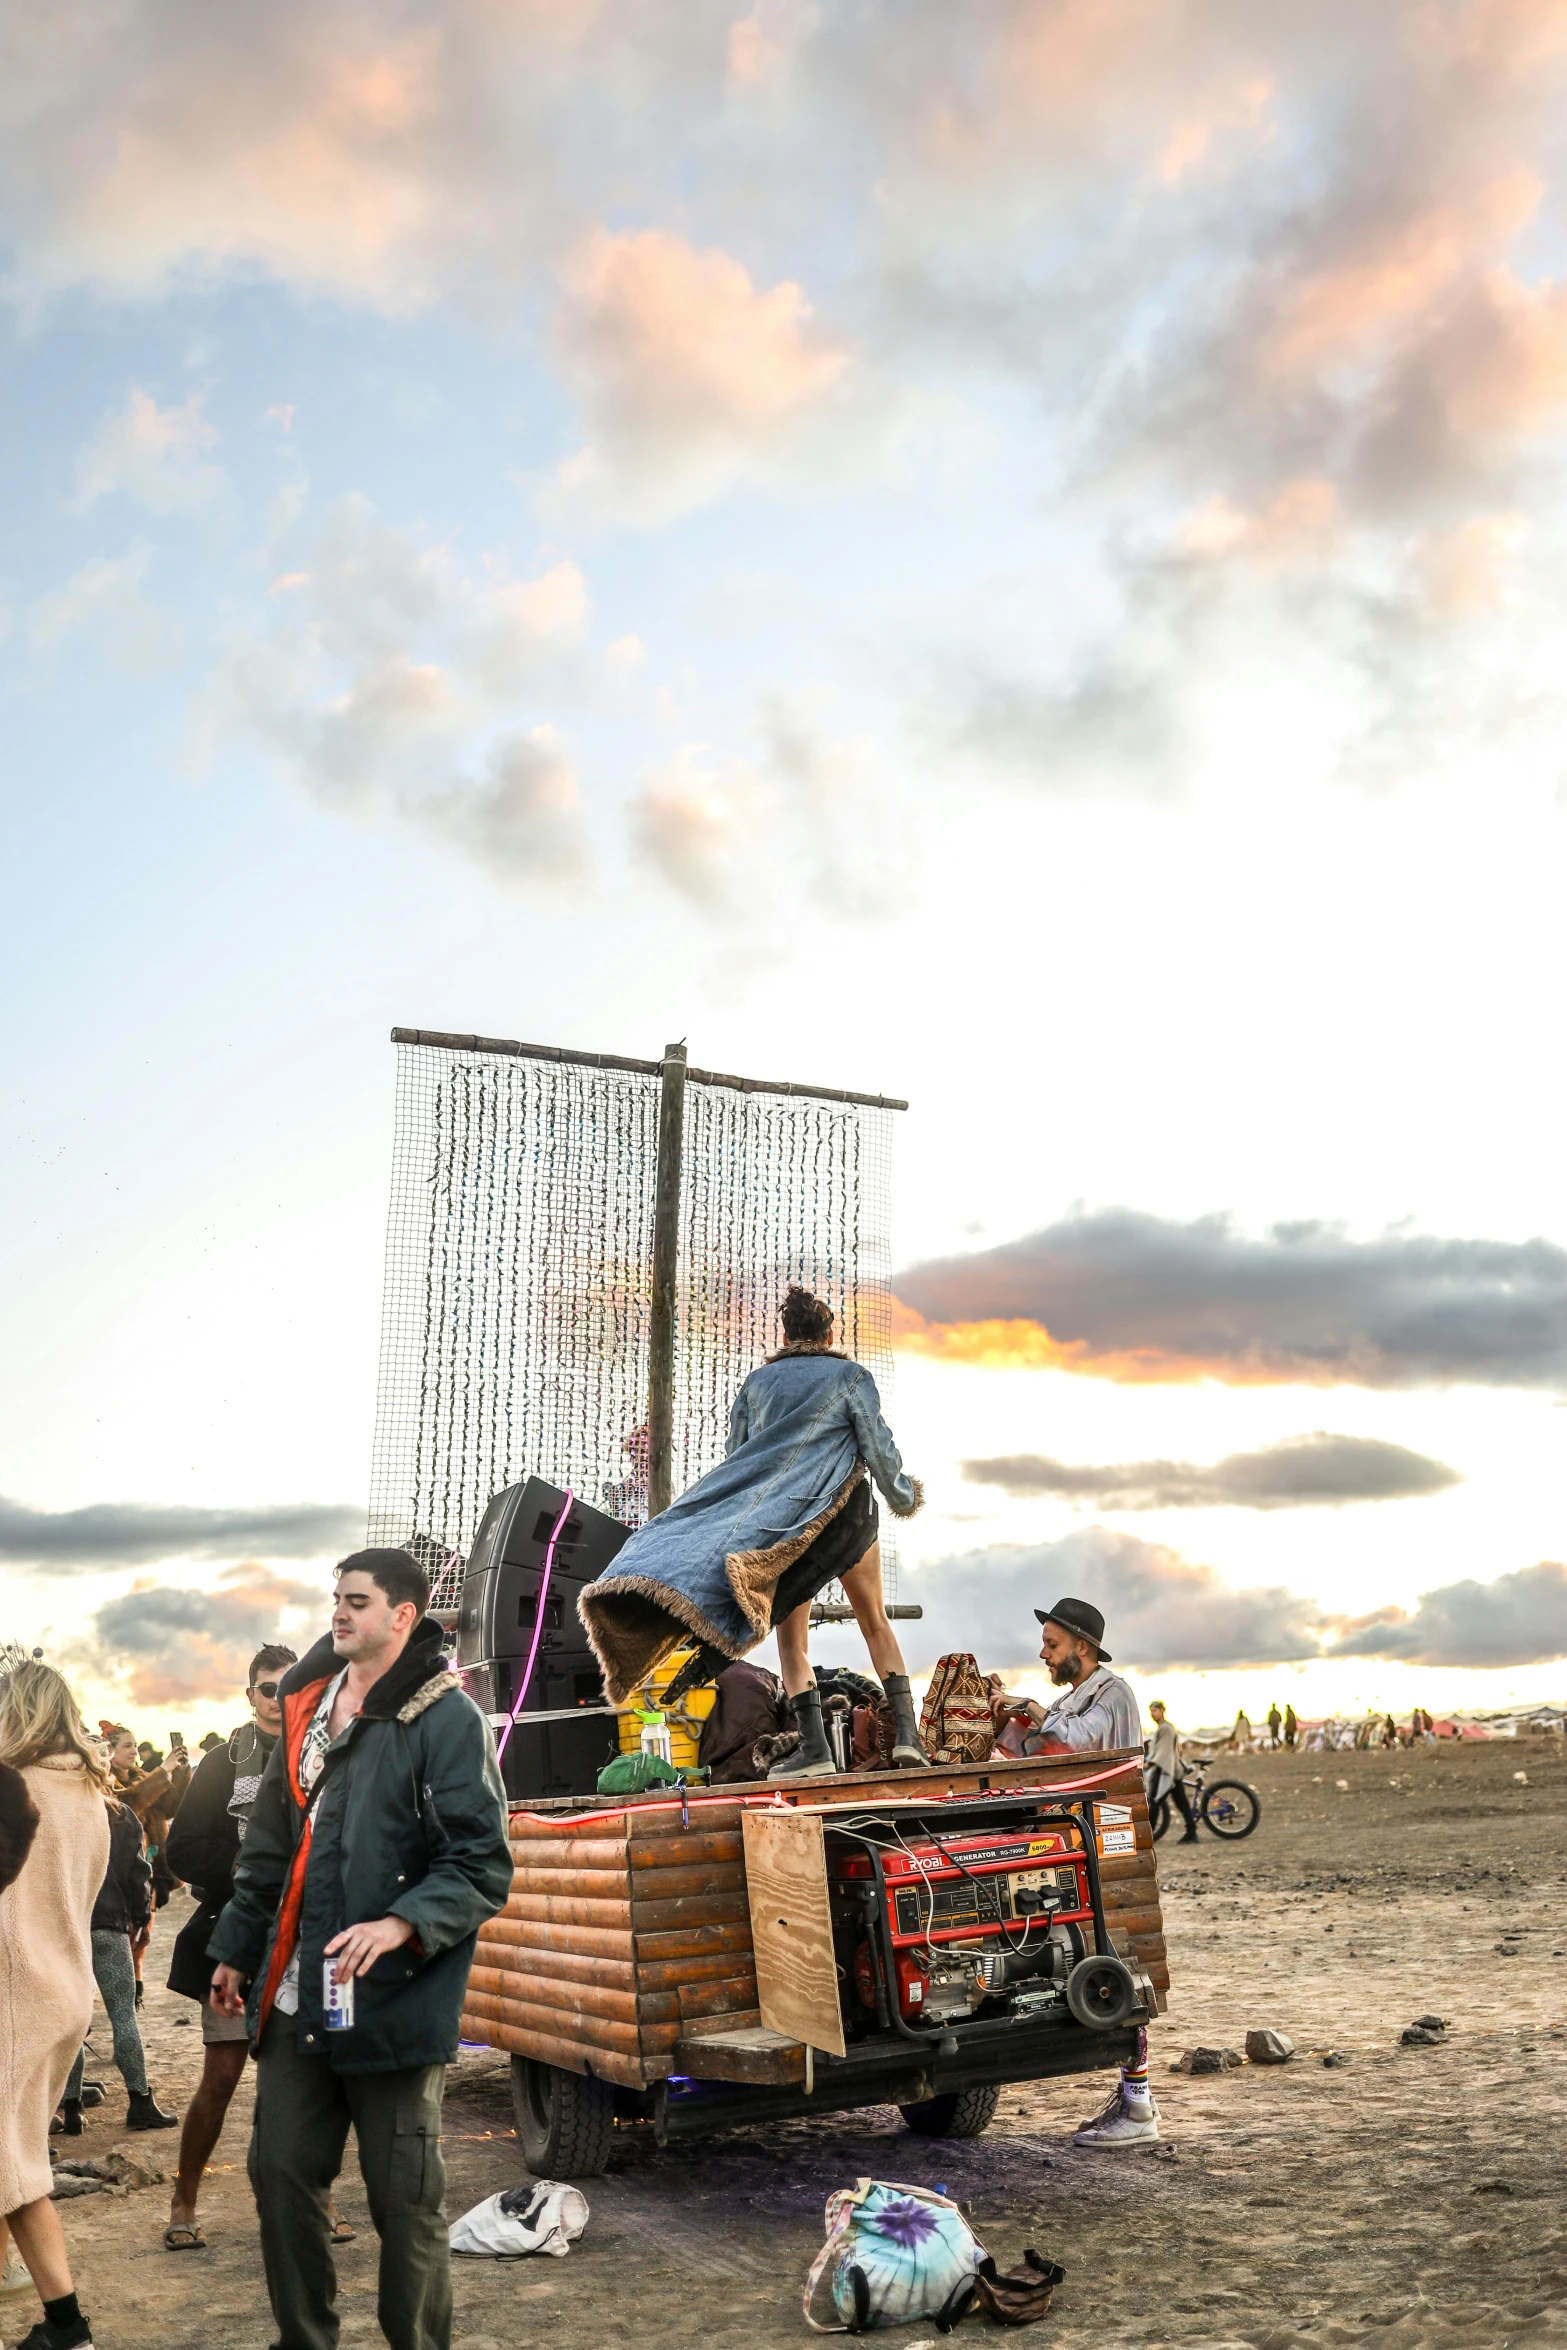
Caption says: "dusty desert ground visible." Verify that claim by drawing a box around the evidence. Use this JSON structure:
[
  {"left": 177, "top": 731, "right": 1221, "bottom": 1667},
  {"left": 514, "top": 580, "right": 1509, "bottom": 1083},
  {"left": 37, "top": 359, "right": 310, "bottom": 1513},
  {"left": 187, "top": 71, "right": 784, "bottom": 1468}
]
[{"left": 17, "top": 1735, "right": 1567, "bottom": 2350}]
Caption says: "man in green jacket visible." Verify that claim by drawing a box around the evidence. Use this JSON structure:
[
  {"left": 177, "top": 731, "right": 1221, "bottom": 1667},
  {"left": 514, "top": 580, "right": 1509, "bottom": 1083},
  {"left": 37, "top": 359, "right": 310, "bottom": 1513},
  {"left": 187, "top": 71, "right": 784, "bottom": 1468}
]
[{"left": 209, "top": 1550, "right": 512, "bottom": 2350}]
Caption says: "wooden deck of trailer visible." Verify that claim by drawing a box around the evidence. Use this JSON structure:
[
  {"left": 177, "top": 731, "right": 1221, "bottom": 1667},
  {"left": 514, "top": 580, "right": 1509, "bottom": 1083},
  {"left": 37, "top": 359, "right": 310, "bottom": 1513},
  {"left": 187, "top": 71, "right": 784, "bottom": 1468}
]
[{"left": 460, "top": 1746, "right": 1166, "bottom": 2087}]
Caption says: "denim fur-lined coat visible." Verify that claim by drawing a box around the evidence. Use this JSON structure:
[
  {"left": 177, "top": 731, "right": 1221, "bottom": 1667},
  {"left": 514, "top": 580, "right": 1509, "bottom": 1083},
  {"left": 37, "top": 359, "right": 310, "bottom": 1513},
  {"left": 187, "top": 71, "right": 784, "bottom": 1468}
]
[{"left": 578, "top": 1345, "right": 922, "bottom": 1703}]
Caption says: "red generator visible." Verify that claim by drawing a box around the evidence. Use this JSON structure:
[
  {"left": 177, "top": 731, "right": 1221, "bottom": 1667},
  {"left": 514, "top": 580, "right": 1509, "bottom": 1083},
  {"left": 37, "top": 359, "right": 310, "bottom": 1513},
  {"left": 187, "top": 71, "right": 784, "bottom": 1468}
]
[{"left": 825, "top": 1792, "right": 1148, "bottom": 2047}]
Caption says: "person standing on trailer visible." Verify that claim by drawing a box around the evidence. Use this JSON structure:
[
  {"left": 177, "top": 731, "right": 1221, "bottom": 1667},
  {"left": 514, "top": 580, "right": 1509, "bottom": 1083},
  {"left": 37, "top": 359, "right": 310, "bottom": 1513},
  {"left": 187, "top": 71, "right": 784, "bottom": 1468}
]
[
  {"left": 207, "top": 1553, "right": 512, "bottom": 2350},
  {"left": 1026, "top": 1599, "right": 1159, "bottom": 2149},
  {"left": 580, "top": 1285, "right": 927, "bottom": 1778}
]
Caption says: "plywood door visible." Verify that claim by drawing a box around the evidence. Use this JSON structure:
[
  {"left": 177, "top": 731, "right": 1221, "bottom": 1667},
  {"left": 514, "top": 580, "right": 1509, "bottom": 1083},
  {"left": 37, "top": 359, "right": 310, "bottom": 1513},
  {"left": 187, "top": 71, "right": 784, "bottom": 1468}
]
[{"left": 740, "top": 1809, "right": 846, "bottom": 2057}]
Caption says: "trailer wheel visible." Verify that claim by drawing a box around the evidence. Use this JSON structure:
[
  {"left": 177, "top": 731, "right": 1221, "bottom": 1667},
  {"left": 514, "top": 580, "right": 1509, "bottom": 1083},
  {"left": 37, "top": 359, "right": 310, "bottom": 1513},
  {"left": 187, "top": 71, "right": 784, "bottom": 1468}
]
[
  {"left": 511, "top": 2057, "right": 614, "bottom": 2177},
  {"left": 1065, "top": 1953, "right": 1139, "bottom": 2031},
  {"left": 897, "top": 2084, "right": 1000, "bottom": 2139}
]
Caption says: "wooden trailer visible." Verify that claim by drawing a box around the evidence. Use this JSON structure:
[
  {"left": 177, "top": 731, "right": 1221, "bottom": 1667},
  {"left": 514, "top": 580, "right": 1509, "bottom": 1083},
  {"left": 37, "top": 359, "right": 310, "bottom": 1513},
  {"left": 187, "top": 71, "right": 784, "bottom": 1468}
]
[{"left": 460, "top": 1745, "right": 1167, "bottom": 2174}]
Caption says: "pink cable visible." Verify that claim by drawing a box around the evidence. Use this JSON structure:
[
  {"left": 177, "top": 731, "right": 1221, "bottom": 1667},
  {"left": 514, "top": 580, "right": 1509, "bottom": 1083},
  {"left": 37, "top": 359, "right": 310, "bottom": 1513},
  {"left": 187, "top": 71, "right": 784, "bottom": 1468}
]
[
  {"left": 496, "top": 1489, "right": 573, "bottom": 1764},
  {"left": 503, "top": 1755, "right": 1140, "bottom": 1833}
]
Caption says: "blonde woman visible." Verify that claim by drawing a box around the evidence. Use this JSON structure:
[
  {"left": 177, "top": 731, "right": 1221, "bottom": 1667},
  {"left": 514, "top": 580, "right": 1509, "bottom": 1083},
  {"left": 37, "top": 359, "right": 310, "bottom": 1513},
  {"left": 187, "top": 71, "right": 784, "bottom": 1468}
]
[{"left": 0, "top": 1659, "right": 109, "bottom": 2350}]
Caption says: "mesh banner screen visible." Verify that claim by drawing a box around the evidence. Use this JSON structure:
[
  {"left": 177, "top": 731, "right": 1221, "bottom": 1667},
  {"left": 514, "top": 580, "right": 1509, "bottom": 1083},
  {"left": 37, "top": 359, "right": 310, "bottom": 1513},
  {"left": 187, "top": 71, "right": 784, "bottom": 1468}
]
[{"left": 368, "top": 1040, "right": 899, "bottom": 1610}]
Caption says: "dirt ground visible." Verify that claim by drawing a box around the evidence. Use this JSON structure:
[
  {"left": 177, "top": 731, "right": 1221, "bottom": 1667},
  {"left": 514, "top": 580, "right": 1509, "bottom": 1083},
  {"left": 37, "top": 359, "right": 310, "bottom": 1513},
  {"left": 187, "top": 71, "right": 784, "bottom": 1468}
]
[{"left": 20, "top": 1736, "right": 1567, "bottom": 2350}]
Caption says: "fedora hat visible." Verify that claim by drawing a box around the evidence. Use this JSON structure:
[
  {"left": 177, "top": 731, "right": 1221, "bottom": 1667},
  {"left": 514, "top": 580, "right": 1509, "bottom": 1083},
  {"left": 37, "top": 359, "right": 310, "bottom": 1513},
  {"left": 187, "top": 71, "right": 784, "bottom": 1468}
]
[{"left": 1033, "top": 1596, "right": 1111, "bottom": 1662}]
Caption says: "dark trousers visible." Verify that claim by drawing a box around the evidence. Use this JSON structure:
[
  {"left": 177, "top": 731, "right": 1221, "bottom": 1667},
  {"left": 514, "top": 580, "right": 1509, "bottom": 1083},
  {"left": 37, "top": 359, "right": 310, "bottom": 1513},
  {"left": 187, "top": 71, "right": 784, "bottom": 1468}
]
[
  {"left": 249, "top": 2012, "right": 451, "bottom": 2350},
  {"left": 1169, "top": 1777, "right": 1198, "bottom": 1836}
]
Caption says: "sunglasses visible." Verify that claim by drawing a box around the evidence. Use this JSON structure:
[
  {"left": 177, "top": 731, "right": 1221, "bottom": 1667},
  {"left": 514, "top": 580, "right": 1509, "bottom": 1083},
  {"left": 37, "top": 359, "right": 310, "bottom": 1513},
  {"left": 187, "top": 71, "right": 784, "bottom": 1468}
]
[{"left": 251, "top": 1680, "right": 282, "bottom": 1700}]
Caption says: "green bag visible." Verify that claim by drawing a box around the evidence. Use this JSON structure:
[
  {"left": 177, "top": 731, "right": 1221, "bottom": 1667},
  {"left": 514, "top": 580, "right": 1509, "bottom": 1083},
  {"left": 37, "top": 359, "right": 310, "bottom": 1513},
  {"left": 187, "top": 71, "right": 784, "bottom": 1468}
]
[{"left": 596, "top": 1750, "right": 682, "bottom": 1796}]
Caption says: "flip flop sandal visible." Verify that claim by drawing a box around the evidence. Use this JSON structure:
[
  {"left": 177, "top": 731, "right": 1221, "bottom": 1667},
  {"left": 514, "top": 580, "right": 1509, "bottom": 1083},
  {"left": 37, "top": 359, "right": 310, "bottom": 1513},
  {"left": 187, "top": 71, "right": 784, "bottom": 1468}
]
[
  {"left": 163, "top": 2223, "right": 207, "bottom": 2252},
  {"left": 973, "top": 2250, "right": 1065, "bottom": 2325},
  {"left": 330, "top": 2217, "right": 356, "bottom": 2244}
]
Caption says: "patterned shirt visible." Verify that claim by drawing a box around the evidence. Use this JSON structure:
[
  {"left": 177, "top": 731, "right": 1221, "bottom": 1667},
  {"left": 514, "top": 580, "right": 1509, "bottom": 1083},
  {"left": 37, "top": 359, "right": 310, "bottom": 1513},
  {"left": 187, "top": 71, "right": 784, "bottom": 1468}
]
[
  {"left": 273, "top": 1668, "right": 346, "bottom": 2017},
  {"left": 226, "top": 1721, "right": 277, "bottom": 1844}
]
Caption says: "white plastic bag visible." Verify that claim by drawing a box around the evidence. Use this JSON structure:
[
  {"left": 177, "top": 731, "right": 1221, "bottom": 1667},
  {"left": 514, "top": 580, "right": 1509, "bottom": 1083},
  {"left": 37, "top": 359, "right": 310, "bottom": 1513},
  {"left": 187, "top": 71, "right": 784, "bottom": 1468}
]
[{"left": 449, "top": 2179, "right": 589, "bottom": 2259}]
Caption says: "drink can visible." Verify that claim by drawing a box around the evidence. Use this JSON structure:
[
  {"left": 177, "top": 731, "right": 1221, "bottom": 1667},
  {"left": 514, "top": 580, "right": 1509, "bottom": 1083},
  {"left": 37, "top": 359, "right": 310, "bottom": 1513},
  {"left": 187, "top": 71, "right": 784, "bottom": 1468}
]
[{"left": 323, "top": 1960, "right": 355, "bottom": 2031}]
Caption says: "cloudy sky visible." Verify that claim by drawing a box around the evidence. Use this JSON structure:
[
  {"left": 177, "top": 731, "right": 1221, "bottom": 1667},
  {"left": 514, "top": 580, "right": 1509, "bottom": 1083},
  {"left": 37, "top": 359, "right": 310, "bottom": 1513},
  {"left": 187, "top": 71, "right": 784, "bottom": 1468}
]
[{"left": 5, "top": 0, "right": 1567, "bottom": 1731}]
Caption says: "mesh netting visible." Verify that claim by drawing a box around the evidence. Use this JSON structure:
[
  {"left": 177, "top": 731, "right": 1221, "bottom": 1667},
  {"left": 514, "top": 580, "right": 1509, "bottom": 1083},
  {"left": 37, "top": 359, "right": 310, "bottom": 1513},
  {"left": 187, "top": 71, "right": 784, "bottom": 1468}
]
[{"left": 368, "top": 1042, "right": 900, "bottom": 1611}]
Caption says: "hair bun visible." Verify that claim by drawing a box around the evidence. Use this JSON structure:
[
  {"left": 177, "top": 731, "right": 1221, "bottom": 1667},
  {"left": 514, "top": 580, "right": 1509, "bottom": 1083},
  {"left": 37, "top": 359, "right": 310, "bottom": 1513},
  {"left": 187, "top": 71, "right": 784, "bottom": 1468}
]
[{"left": 780, "top": 1285, "right": 834, "bottom": 1343}]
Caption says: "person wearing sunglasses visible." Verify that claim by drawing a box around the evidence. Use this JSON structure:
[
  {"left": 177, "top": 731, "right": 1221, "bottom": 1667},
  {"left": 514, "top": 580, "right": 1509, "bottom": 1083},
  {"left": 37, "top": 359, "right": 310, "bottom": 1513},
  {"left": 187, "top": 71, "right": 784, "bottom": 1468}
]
[{"left": 160, "top": 1646, "right": 298, "bottom": 2252}]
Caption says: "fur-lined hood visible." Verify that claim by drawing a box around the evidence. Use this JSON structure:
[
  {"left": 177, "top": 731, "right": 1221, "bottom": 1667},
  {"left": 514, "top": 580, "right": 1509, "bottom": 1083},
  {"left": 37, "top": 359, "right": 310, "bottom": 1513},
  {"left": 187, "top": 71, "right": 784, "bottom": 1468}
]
[{"left": 279, "top": 1616, "right": 459, "bottom": 1726}]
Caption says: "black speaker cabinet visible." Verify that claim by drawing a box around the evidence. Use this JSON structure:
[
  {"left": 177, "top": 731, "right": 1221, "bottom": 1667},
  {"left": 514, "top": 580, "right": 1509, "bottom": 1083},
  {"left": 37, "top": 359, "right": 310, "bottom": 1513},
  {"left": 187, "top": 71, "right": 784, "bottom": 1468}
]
[
  {"left": 456, "top": 1478, "right": 630, "bottom": 1664},
  {"left": 455, "top": 1478, "right": 631, "bottom": 1800}
]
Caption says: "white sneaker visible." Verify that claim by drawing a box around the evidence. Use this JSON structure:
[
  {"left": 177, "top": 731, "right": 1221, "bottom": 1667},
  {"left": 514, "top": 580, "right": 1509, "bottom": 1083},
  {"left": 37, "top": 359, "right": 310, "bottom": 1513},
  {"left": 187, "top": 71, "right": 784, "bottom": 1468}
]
[
  {"left": 1, "top": 2245, "right": 37, "bottom": 2301},
  {"left": 1072, "top": 2082, "right": 1161, "bottom": 2147}
]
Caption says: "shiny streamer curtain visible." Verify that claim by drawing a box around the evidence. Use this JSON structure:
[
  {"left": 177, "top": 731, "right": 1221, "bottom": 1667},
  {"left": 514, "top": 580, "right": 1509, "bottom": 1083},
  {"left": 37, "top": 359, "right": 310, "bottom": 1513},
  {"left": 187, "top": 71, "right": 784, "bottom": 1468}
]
[{"left": 368, "top": 1042, "right": 898, "bottom": 1609}]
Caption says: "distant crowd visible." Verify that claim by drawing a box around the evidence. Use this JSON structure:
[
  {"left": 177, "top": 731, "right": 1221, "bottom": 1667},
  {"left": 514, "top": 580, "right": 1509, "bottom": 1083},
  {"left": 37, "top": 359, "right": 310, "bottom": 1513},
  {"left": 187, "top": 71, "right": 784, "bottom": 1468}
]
[{"left": 1219, "top": 1704, "right": 1445, "bottom": 1753}]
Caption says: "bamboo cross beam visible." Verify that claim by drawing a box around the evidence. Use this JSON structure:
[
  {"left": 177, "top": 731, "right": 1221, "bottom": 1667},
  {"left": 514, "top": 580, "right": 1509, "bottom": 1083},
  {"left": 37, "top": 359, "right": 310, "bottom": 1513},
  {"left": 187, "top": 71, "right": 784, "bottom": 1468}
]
[{"left": 389, "top": 1028, "right": 908, "bottom": 1112}]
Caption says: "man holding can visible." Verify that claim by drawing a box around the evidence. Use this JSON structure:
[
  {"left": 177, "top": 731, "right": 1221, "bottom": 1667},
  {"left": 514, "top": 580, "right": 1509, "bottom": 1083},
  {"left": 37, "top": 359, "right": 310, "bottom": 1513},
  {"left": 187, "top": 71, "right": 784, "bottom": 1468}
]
[{"left": 208, "top": 1551, "right": 512, "bottom": 2350}]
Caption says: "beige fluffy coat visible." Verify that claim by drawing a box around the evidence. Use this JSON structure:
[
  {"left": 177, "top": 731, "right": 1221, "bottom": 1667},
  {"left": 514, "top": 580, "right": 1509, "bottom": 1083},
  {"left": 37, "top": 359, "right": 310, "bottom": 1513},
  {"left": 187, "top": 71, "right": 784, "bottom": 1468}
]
[{"left": 0, "top": 1753, "right": 109, "bottom": 2212}]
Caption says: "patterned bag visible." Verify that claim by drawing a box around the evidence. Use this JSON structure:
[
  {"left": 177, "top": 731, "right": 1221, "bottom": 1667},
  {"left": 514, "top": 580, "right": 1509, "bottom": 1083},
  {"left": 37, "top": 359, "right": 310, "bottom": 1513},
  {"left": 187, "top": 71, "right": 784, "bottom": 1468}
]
[
  {"left": 918, "top": 1653, "right": 998, "bottom": 1765},
  {"left": 804, "top": 2179, "right": 982, "bottom": 2333}
]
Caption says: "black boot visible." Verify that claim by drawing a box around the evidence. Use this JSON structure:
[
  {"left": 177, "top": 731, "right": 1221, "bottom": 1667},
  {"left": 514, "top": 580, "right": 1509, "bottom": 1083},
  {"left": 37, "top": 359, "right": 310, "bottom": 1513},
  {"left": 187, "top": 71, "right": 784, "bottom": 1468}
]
[
  {"left": 50, "top": 2098, "right": 84, "bottom": 2136},
  {"left": 883, "top": 1673, "right": 926, "bottom": 1767},
  {"left": 126, "top": 2089, "right": 178, "bottom": 2130},
  {"left": 766, "top": 1688, "right": 838, "bottom": 1780}
]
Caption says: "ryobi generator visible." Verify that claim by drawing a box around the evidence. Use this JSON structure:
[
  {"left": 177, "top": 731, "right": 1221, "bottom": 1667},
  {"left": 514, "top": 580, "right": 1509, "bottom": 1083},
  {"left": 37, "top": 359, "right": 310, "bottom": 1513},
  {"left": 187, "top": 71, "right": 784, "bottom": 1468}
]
[{"left": 824, "top": 1791, "right": 1150, "bottom": 2045}]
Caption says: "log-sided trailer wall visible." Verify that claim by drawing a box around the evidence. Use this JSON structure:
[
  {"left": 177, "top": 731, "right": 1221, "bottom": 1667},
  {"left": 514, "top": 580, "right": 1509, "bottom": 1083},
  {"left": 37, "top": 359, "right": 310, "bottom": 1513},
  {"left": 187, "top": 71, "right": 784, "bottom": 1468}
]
[{"left": 461, "top": 1748, "right": 1166, "bottom": 2088}]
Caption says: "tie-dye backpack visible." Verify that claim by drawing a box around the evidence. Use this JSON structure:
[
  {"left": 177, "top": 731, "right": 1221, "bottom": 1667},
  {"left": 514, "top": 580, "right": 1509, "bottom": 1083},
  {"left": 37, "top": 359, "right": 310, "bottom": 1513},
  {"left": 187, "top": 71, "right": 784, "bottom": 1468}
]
[{"left": 803, "top": 2179, "right": 982, "bottom": 2333}]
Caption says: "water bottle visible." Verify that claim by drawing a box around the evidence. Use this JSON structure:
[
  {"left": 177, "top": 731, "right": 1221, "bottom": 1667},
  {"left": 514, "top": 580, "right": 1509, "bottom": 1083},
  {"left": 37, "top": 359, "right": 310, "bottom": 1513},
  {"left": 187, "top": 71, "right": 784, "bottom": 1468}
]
[{"left": 638, "top": 1711, "right": 674, "bottom": 1767}]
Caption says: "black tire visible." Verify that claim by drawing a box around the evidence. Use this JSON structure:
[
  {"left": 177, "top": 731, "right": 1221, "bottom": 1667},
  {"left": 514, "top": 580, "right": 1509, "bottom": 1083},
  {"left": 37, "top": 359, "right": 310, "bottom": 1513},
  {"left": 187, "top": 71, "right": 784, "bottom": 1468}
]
[
  {"left": 510, "top": 2057, "right": 614, "bottom": 2177},
  {"left": 1065, "top": 1953, "right": 1139, "bottom": 2030},
  {"left": 897, "top": 2084, "right": 1001, "bottom": 2139},
  {"left": 1200, "top": 1779, "right": 1261, "bottom": 1840},
  {"left": 1149, "top": 1794, "right": 1172, "bottom": 1842}
]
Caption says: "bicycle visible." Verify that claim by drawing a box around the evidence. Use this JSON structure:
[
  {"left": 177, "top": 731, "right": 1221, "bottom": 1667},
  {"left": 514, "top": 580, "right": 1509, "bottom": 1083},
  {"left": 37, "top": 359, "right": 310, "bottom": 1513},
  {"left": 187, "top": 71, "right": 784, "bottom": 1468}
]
[{"left": 1148, "top": 1754, "right": 1261, "bottom": 1842}]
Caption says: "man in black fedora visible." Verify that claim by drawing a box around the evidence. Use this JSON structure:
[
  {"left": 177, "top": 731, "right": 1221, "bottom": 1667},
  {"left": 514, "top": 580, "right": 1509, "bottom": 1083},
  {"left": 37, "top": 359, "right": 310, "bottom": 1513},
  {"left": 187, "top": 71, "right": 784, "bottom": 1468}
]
[
  {"left": 1032, "top": 1599, "right": 1143, "bottom": 1754},
  {"left": 1030, "top": 1597, "right": 1157, "bottom": 2149}
]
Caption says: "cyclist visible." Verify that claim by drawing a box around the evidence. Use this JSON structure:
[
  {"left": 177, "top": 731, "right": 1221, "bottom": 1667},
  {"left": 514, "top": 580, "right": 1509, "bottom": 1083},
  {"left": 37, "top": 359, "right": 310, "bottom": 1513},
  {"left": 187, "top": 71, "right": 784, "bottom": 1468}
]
[{"left": 1145, "top": 1700, "right": 1199, "bottom": 1843}]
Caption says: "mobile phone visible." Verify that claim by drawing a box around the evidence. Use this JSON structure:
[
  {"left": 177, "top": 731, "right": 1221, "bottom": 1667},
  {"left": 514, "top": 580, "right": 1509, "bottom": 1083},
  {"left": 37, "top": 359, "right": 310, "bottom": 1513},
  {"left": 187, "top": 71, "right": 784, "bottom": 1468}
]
[{"left": 169, "top": 1728, "right": 184, "bottom": 1752}]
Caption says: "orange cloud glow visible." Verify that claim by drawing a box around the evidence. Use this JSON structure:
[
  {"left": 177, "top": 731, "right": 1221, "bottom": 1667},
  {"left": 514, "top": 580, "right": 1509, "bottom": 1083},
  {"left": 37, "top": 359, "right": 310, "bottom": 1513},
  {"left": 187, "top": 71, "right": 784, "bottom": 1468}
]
[
  {"left": 891, "top": 1300, "right": 1350, "bottom": 1386},
  {"left": 1180, "top": 476, "right": 1339, "bottom": 563},
  {"left": 1156, "top": 77, "right": 1272, "bottom": 185},
  {"left": 1266, "top": 170, "right": 1541, "bottom": 376},
  {"left": 1416, "top": 511, "right": 1524, "bottom": 611},
  {"left": 561, "top": 229, "right": 847, "bottom": 430}
]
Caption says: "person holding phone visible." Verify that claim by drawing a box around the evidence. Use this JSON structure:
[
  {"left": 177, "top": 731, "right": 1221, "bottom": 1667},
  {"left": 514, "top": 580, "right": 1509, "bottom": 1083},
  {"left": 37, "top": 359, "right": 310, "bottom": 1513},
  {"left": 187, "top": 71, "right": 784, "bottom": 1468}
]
[{"left": 103, "top": 1728, "right": 190, "bottom": 1998}]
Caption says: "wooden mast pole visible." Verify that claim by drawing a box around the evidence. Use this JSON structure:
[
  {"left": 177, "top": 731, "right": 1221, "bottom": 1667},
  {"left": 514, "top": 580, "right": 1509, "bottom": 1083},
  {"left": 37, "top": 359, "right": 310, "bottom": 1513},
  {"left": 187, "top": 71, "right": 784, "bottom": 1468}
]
[{"left": 647, "top": 1041, "right": 687, "bottom": 1519}]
